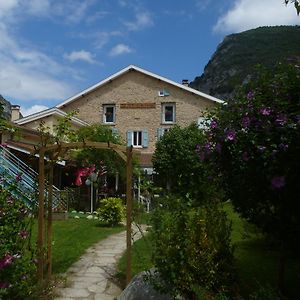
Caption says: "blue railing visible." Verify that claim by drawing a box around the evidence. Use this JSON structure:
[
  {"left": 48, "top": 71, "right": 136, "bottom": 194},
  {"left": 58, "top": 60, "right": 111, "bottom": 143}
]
[{"left": 0, "top": 145, "right": 64, "bottom": 209}]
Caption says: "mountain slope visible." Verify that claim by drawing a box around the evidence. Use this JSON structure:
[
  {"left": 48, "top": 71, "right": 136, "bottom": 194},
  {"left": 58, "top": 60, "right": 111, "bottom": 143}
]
[{"left": 190, "top": 26, "right": 300, "bottom": 101}]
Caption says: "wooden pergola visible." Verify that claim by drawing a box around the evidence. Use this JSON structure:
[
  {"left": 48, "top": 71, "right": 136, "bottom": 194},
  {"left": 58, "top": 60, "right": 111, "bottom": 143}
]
[{"left": 34, "top": 141, "right": 134, "bottom": 285}]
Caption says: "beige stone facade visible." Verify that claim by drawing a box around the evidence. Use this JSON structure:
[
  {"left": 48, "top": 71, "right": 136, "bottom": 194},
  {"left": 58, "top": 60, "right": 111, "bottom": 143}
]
[
  {"left": 12, "top": 65, "right": 222, "bottom": 168},
  {"left": 59, "top": 68, "right": 219, "bottom": 158}
]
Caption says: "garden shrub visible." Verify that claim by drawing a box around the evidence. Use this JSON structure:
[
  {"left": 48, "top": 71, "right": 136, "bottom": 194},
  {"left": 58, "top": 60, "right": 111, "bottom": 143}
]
[
  {"left": 97, "top": 197, "right": 125, "bottom": 226},
  {"left": 0, "top": 175, "right": 37, "bottom": 300},
  {"left": 197, "top": 60, "right": 300, "bottom": 293},
  {"left": 151, "top": 197, "right": 236, "bottom": 299},
  {"left": 200, "top": 62, "right": 300, "bottom": 250},
  {"left": 153, "top": 123, "right": 219, "bottom": 203}
]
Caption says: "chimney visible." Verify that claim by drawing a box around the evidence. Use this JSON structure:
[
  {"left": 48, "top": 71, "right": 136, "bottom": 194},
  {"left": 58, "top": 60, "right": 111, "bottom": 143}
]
[
  {"left": 11, "top": 105, "right": 21, "bottom": 121},
  {"left": 182, "top": 79, "right": 189, "bottom": 87}
]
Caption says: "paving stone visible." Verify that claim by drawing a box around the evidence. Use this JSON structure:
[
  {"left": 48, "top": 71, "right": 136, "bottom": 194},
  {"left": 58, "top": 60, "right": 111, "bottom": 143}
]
[
  {"left": 58, "top": 287, "right": 90, "bottom": 298},
  {"left": 54, "top": 225, "right": 147, "bottom": 300}
]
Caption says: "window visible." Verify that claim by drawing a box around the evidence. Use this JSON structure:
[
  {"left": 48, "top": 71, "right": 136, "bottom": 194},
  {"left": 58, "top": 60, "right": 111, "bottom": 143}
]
[
  {"left": 103, "top": 105, "right": 115, "bottom": 124},
  {"left": 157, "top": 128, "right": 170, "bottom": 140},
  {"left": 162, "top": 103, "right": 175, "bottom": 123},
  {"left": 158, "top": 89, "right": 170, "bottom": 97},
  {"left": 127, "top": 130, "right": 148, "bottom": 148}
]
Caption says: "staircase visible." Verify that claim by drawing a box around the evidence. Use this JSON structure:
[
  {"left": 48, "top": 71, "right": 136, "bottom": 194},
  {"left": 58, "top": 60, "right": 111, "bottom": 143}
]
[{"left": 0, "top": 145, "right": 63, "bottom": 209}]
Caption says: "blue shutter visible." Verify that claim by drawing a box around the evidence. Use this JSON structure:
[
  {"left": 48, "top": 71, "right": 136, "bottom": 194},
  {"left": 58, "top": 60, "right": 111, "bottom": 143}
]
[
  {"left": 157, "top": 128, "right": 163, "bottom": 140},
  {"left": 142, "top": 130, "right": 149, "bottom": 148},
  {"left": 111, "top": 128, "right": 118, "bottom": 137},
  {"left": 127, "top": 131, "right": 132, "bottom": 146}
]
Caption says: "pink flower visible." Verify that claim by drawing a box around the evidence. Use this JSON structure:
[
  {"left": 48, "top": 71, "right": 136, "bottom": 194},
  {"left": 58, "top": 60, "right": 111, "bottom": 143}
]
[
  {"left": 210, "top": 120, "right": 218, "bottom": 129},
  {"left": 260, "top": 107, "right": 272, "bottom": 116},
  {"left": 225, "top": 129, "right": 236, "bottom": 141},
  {"left": 18, "top": 230, "right": 29, "bottom": 240},
  {"left": 0, "top": 254, "right": 14, "bottom": 269},
  {"left": 247, "top": 91, "right": 254, "bottom": 100},
  {"left": 242, "top": 116, "right": 251, "bottom": 128}
]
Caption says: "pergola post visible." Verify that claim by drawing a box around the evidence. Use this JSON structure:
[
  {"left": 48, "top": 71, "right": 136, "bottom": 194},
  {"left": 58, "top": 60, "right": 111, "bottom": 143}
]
[
  {"left": 47, "top": 160, "right": 54, "bottom": 280},
  {"left": 126, "top": 146, "right": 133, "bottom": 285},
  {"left": 37, "top": 149, "right": 45, "bottom": 282}
]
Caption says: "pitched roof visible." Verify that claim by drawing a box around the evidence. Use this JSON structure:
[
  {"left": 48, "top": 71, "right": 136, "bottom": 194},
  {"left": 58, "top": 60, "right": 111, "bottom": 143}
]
[
  {"left": 14, "top": 107, "right": 89, "bottom": 126},
  {"left": 56, "top": 65, "right": 224, "bottom": 108}
]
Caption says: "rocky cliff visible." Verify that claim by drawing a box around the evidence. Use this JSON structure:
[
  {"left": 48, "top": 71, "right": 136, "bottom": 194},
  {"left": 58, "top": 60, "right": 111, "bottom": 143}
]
[{"left": 190, "top": 26, "right": 300, "bottom": 101}]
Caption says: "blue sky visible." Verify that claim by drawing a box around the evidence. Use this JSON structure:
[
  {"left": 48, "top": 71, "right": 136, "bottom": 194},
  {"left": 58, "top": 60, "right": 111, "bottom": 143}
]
[{"left": 0, "top": 0, "right": 298, "bottom": 116}]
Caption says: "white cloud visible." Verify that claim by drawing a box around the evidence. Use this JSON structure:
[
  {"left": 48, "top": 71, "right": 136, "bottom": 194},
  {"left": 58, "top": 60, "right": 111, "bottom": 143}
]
[
  {"left": 65, "top": 50, "right": 95, "bottom": 63},
  {"left": 214, "top": 0, "right": 299, "bottom": 33},
  {"left": 0, "top": 1, "right": 76, "bottom": 103},
  {"left": 27, "top": 0, "right": 50, "bottom": 16},
  {"left": 0, "top": 0, "right": 19, "bottom": 15},
  {"left": 21, "top": 104, "right": 49, "bottom": 117},
  {"left": 0, "top": 61, "right": 73, "bottom": 101},
  {"left": 109, "top": 44, "right": 133, "bottom": 57},
  {"left": 124, "top": 12, "right": 154, "bottom": 31}
]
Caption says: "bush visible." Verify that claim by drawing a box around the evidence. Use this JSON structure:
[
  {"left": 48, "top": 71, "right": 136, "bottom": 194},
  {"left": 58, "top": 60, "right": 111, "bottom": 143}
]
[
  {"left": 97, "top": 197, "right": 125, "bottom": 226},
  {"left": 151, "top": 198, "right": 236, "bottom": 299},
  {"left": 0, "top": 175, "right": 37, "bottom": 300}
]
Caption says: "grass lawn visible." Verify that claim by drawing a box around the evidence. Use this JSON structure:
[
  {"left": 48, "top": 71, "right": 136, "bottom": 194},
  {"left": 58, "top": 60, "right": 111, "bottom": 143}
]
[
  {"left": 117, "top": 203, "right": 300, "bottom": 299},
  {"left": 32, "top": 218, "right": 125, "bottom": 274}
]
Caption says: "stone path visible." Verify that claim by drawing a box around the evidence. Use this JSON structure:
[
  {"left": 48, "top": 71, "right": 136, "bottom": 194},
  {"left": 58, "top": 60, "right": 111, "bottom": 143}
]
[{"left": 54, "top": 225, "right": 146, "bottom": 300}]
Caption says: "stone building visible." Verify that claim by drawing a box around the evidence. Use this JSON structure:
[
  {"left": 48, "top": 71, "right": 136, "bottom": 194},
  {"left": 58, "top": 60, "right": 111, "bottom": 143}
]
[{"left": 13, "top": 65, "right": 223, "bottom": 172}]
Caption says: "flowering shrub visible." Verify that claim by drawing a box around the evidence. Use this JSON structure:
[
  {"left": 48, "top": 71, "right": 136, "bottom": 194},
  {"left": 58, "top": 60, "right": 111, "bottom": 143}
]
[
  {"left": 198, "top": 61, "right": 300, "bottom": 250},
  {"left": 0, "top": 175, "right": 37, "bottom": 299},
  {"left": 97, "top": 197, "right": 125, "bottom": 226}
]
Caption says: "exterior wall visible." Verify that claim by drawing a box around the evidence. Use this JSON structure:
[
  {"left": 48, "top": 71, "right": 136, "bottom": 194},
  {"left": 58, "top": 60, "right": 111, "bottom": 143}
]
[
  {"left": 22, "top": 115, "right": 81, "bottom": 134},
  {"left": 60, "top": 70, "right": 217, "bottom": 153}
]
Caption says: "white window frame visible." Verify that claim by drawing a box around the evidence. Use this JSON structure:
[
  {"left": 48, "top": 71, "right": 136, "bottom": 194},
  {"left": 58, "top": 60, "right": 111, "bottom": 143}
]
[
  {"left": 162, "top": 103, "right": 175, "bottom": 124},
  {"left": 103, "top": 104, "right": 115, "bottom": 124},
  {"left": 132, "top": 131, "right": 143, "bottom": 148}
]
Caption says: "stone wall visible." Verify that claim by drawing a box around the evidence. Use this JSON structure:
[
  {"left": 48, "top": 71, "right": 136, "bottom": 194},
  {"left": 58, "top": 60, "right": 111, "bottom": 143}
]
[{"left": 60, "top": 70, "right": 216, "bottom": 153}]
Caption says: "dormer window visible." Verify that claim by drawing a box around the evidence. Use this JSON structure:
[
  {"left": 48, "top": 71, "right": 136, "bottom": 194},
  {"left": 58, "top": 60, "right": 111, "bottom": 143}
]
[{"left": 103, "top": 105, "right": 115, "bottom": 124}]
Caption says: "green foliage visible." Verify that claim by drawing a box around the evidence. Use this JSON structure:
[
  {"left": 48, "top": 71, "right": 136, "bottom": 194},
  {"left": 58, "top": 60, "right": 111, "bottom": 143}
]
[
  {"left": 202, "top": 62, "right": 300, "bottom": 252},
  {"left": 153, "top": 123, "right": 219, "bottom": 203},
  {"left": 71, "top": 124, "right": 126, "bottom": 177},
  {"left": 151, "top": 198, "right": 235, "bottom": 298},
  {"left": 249, "top": 284, "right": 281, "bottom": 300},
  {"left": 96, "top": 197, "right": 125, "bottom": 226},
  {"left": 0, "top": 100, "right": 17, "bottom": 134},
  {"left": 0, "top": 177, "right": 37, "bottom": 299}
]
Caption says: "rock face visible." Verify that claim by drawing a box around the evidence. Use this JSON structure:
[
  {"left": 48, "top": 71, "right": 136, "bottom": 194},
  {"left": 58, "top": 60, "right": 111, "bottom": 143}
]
[
  {"left": 0, "top": 95, "right": 11, "bottom": 120},
  {"left": 190, "top": 26, "right": 300, "bottom": 101},
  {"left": 118, "top": 270, "right": 172, "bottom": 300}
]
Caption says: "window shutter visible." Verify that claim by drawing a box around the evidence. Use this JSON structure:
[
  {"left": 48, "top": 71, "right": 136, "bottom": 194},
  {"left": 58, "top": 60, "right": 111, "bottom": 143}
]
[
  {"left": 111, "top": 128, "right": 118, "bottom": 137},
  {"left": 157, "top": 128, "right": 163, "bottom": 140},
  {"left": 127, "top": 131, "right": 132, "bottom": 146},
  {"left": 142, "top": 130, "right": 149, "bottom": 148}
]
